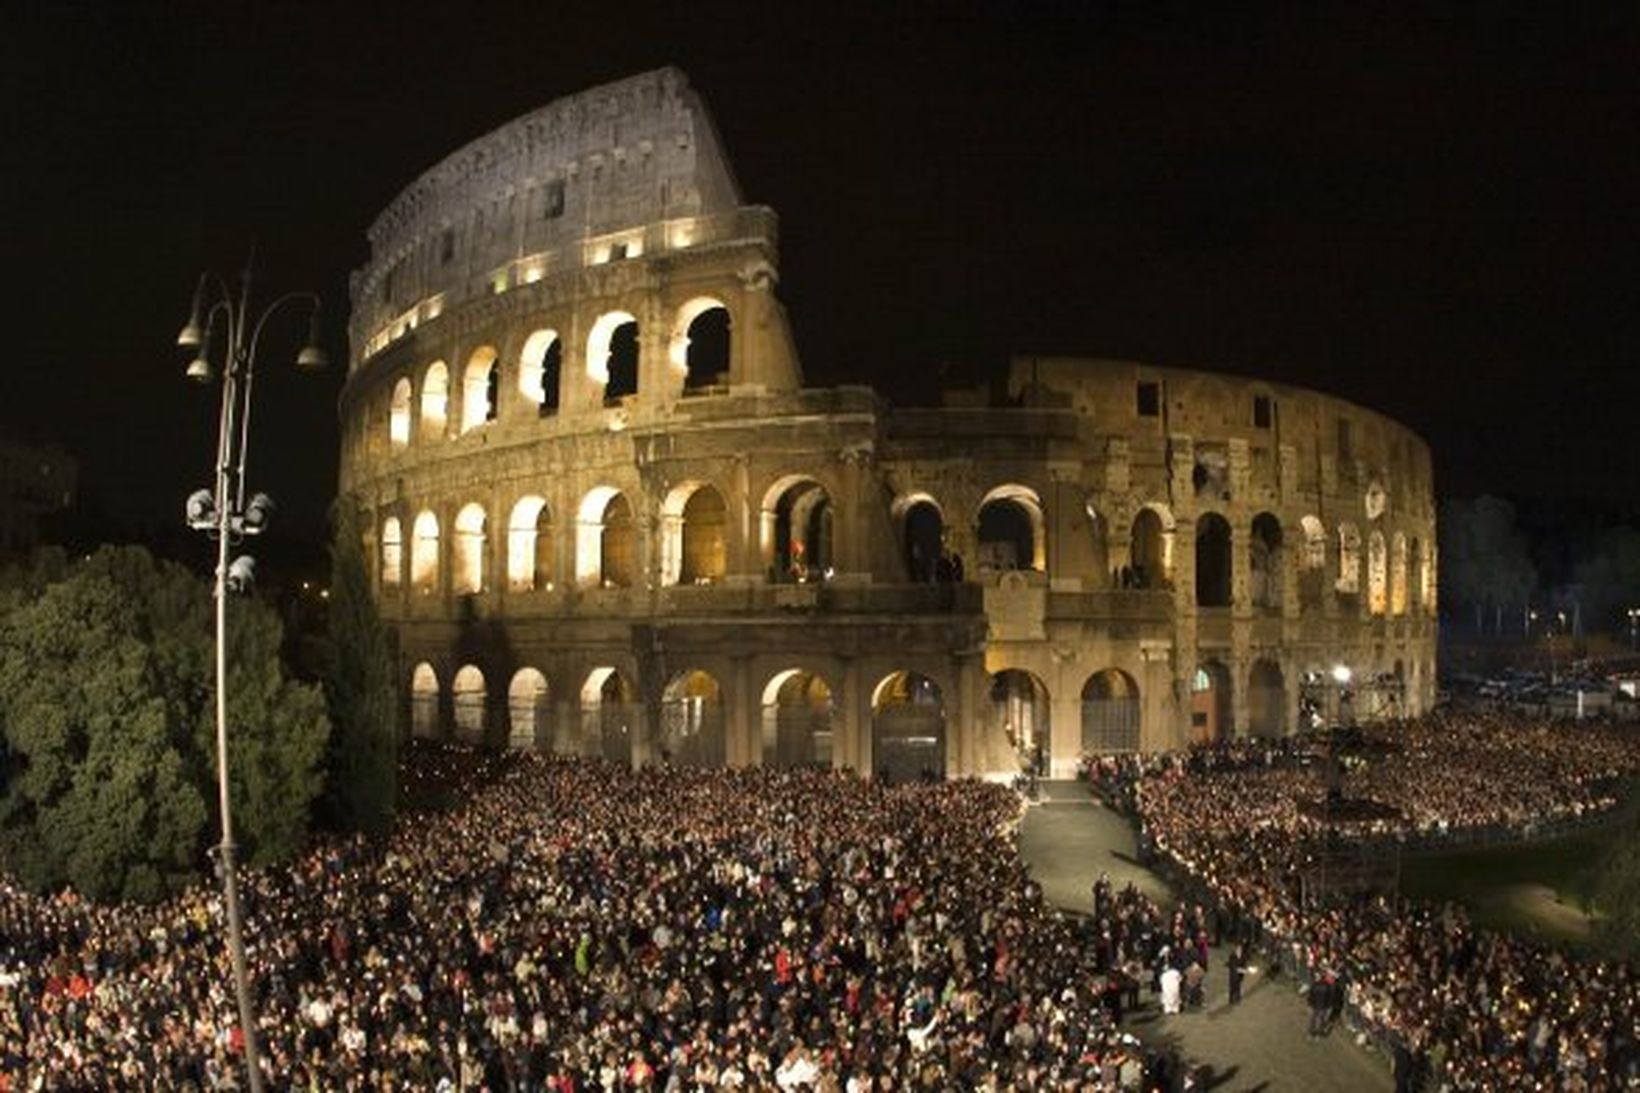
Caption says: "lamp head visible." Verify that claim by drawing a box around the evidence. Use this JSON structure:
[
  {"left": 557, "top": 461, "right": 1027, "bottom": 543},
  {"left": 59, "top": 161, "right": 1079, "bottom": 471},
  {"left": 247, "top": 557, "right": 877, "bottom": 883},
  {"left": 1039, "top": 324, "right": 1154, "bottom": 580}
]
[
  {"left": 296, "top": 305, "right": 327, "bottom": 371},
  {"left": 1331, "top": 664, "right": 1353, "bottom": 686},
  {"left": 185, "top": 488, "right": 218, "bottom": 530},
  {"left": 226, "top": 555, "right": 257, "bottom": 594},
  {"left": 241, "top": 493, "right": 275, "bottom": 535},
  {"left": 185, "top": 355, "right": 213, "bottom": 383}
]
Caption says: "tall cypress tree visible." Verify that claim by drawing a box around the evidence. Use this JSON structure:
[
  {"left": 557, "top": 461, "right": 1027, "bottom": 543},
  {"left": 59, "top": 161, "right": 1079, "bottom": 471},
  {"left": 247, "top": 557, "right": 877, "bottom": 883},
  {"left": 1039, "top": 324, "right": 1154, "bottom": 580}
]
[{"left": 317, "top": 497, "right": 398, "bottom": 836}]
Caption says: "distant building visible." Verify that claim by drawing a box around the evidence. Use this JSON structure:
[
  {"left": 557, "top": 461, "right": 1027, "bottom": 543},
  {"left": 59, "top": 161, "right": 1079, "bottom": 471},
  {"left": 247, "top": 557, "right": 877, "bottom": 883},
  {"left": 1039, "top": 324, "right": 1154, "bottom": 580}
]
[
  {"left": 0, "top": 432, "right": 76, "bottom": 556},
  {"left": 338, "top": 68, "right": 1437, "bottom": 778}
]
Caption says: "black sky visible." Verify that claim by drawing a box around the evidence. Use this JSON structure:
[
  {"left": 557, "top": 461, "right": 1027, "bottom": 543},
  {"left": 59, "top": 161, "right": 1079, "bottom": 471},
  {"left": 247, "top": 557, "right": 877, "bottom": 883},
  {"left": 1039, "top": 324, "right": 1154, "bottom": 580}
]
[{"left": 3, "top": 2, "right": 1636, "bottom": 542}]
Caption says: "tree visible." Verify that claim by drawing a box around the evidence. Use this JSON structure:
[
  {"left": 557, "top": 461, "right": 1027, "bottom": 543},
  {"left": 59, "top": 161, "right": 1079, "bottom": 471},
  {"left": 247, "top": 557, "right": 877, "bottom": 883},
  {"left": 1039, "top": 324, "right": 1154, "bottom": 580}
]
[
  {"left": 316, "top": 498, "right": 399, "bottom": 836},
  {"left": 1439, "top": 496, "right": 1536, "bottom": 635},
  {"left": 1574, "top": 526, "right": 1640, "bottom": 636},
  {"left": 0, "top": 546, "right": 330, "bottom": 901}
]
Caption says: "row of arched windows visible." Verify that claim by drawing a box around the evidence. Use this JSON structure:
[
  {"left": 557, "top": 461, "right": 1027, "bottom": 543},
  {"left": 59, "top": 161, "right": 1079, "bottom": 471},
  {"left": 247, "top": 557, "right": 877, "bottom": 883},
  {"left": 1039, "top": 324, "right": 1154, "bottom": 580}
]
[
  {"left": 384, "top": 299, "right": 732, "bottom": 448},
  {"left": 378, "top": 479, "right": 1431, "bottom": 617}
]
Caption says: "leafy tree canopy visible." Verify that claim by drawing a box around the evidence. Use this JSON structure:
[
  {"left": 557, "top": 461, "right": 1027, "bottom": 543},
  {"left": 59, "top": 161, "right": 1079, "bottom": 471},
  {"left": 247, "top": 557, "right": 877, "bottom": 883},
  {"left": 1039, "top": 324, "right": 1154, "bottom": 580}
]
[{"left": 0, "top": 545, "right": 329, "bottom": 901}]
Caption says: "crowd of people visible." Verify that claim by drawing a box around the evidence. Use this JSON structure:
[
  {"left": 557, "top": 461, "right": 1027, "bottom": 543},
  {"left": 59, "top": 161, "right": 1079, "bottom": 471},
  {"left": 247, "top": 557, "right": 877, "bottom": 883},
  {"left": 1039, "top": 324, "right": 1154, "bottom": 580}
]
[
  {"left": 2, "top": 749, "right": 1181, "bottom": 1091},
  {"left": 1118, "top": 708, "right": 1640, "bottom": 1091}
]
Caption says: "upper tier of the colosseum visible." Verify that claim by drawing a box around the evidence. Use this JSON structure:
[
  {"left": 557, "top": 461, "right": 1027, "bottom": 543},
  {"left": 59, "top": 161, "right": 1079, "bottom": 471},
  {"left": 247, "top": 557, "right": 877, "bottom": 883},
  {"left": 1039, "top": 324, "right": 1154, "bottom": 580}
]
[{"left": 349, "top": 67, "right": 748, "bottom": 367}]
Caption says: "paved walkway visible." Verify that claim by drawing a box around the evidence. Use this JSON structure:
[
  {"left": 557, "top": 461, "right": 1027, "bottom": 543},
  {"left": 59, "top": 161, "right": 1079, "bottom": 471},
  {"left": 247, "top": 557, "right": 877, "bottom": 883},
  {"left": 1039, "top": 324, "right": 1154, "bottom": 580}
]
[{"left": 1018, "top": 783, "right": 1392, "bottom": 1092}]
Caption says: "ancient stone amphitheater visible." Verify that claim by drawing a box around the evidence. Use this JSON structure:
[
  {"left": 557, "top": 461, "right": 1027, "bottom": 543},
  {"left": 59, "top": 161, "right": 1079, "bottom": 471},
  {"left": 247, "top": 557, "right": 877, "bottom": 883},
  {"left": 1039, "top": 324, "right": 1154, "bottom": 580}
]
[{"left": 338, "top": 68, "right": 1435, "bottom": 780}]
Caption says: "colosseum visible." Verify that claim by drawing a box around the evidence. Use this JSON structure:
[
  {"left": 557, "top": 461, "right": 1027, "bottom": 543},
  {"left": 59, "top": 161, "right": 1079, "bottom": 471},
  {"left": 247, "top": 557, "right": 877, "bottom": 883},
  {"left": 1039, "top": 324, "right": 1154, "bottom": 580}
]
[{"left": 338, "top": 68, "right": 1437, "bottom": 780}]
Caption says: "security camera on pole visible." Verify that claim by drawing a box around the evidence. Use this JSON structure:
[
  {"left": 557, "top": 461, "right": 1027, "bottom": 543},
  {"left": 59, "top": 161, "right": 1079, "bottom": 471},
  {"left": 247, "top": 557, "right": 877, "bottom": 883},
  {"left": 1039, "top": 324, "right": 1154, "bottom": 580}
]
[{"left": 177, "top": 252, "right": 325, "bottom": 1093}]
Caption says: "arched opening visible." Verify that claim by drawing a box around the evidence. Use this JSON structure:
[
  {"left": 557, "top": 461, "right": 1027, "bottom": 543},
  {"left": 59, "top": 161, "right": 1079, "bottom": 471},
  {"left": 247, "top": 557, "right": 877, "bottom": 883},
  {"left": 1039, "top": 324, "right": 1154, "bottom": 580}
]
[
  {"left": 389, "top": 378, "right": 412, "bottom": 448},
  {"left": 1085, "top": 500, "right": 1110, "bottom": 589},
  {"left": 519, "top": 329, "right": 562, "bottom": 416},
  {"left": 660, "top": 483, "right": 727, "bottom": 586},
  {"left": 1390, "top": 532, "right": 1408, "bottom": 616},
  {"left": 760, "top": 669, "right": 834, "bottom": 768},
  {"left": 587, "top": 310, "right": 638, "bottom": 404},
  {"left": 420, "top": 361, "right": 449, "bottom": 440},
  {"left": 452, "top": 664, "right": 486, "bottom": 740},
  {"left": 1422, "top": 541, "right": 1437, "bottom": 614},
  {"left": 1080, "top": 669, "right": 1140, "bottom": 753},
  {"left": 898, "top": 496, "right": 945, "bottom": 583},
  {"left": 1129, "top": 506, "right": 1171, "bottom": 590},
  {"left": 1409, "top": 536, "right": 1424, "bottom": 613},
  {"left": 871, "top": 671, "right": 945, "bottom": 784},
  {"left": 762, "top": 476, "right": 834, "bottom": 583},
  {"left": 452, "top": 503, "right": 487, "bottom": 595},
  {"left": 1195, "top": 512, "right": 1232, "bottom": 607},
  {"left": 1299, "top": 515, "right": 1326, "bottom": 609},
  {"left": 411, "top": 510, "right": 440, "bottom": 593},
  {"left": 1336, "top": 524, "right": 1362, "bottom": 596},
  {"left": 508, "top": 668, "right": 549, "bottom": 750},
  {"left": 1249, "top": 513, "right": 1283, "bottom": 611},
  {"left": 989, "top": 669, "right": 1050, "bottom": 773},
  {"left": 1191, "top": 661, "right": 1232, "bottom": 744},
  {"left": 976, "top": 485, "right": 1045, "bottom": 573},
  {"left": 1248, "top": 659, "right": 1286, "bottom": 738},
  {"left": 380, "top": 516, "right": 402, "bottom": 589},
  {"left": 506, "top": 496, "right": 554, "bottom": 591},
  {"left": 670, "top": 297, "right": 731, "bottom": 391},
  {"left": 1367, "top": 529, "right": 1388, "bottom": 615},
  {"left": 410, "top": 662, "right": 439, "bottom": 738},
  {"left": 576, "top": 488, "right": 637, "bottom": 589},
  {"left": 660, "top": 670, "right": 726, "bottom": 766},
  {"left": 460, "top": 347, "right": 498, "bottom": 433},
  {"left": 581, "top": 667, "right": 637, "bottom": 765}
]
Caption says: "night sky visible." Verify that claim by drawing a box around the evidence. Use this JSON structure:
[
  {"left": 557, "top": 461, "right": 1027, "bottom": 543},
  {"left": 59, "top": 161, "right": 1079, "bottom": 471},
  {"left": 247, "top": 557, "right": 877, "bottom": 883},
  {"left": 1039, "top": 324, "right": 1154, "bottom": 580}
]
[{"left": 4, "top": 2, "right": 1636, "bottom": 544}]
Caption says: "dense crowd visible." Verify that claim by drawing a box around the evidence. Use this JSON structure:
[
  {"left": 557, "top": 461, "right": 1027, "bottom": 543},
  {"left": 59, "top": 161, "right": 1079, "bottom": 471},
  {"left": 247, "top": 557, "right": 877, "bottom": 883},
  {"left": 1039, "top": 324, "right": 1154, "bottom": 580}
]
[
  {"left": 1119, "top": 709, "right": 1640, "bottom": 1091},
  {"left": 2, "top": 751, "right": 1175, "bottom": 1091}
]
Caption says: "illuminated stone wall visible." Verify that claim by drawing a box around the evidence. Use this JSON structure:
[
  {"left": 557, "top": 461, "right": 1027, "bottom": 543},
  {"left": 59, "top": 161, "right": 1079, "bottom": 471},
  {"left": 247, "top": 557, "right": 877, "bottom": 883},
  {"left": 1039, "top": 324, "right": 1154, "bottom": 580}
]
[{"left": 339, "top": 69, "right": 1437, "bottom": 777}]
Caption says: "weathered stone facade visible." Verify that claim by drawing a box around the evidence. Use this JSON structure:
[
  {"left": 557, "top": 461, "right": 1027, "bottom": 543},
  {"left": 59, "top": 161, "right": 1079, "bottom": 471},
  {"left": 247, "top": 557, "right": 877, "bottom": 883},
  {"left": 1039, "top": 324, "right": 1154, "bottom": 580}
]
[{"left": 339, "top": 68, "right": 1436, "bottom": 779}]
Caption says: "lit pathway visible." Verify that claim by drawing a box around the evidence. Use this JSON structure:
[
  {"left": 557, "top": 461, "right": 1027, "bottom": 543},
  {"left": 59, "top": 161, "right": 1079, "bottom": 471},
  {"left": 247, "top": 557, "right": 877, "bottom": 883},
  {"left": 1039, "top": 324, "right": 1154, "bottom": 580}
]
[{"left": 1018, "top": 782, "right": 1393, "bottom": 1092}]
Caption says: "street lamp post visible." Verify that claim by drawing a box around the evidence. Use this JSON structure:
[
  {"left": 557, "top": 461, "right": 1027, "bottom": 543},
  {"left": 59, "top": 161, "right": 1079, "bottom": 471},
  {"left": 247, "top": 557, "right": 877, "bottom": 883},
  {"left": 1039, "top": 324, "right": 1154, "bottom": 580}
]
[{"left": 177, "top": 256, "right": 325, "bottom": 1093}]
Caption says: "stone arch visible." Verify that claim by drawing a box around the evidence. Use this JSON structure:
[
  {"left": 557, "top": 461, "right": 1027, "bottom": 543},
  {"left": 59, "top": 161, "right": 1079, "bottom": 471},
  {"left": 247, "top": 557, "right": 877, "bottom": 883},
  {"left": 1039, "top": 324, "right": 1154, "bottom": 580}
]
[
  {"left": 1390, "top": 532, "right": 1409, "bottom": 616},
  {"left": 506, "top": 495, "right": 554, "bottom": 591},
  {"left": 1248, "top": 659, "right": 1286, "bottom": 738},
  {"left": 660, "top": 669, "right": 727, "bottom": 766},
  {"left": 452, "top": 502, "right": 487, "bottom": 594},
  {"left": 460, "top": 346, "right": 498, "bottom": 433},
  {"left": 659, "top": 482, "right": 727, "bottom": 586},
  {"left": 1084, "top": 498, "right": 1110, "bottom": 589},
  {"left": 761, "top": 475, "right": 834, "bottom": 582},
  {"left": 507, "top": 668, "right": 549, "bottom": 750},
  {"left": 380, "top": 515, "right": 403, "bottom": 589},
  {"left": 587, "top": 310, "right": 639, "bottom": 403},
  {"left": 1409, "top": 536, "right": 1424, "bottom": 613},
  {"left": 1336, "top": 523, "right": 1362, "bottom": 595},
  {"left": 1191, "top": 661, "right": 1233, "bottom": 744},
  {"left": 760, "top": 668, "right": 835, "bottom": 768},
  {"left": 420, "top": 361, "right": 449, "bottom": 439},
  {"left": 1080, "top": 669, "right": 1140, "bottom": 753},
  {"left": 411, "top": 510, "right": 440, "bottom": 593},
  {"left": 576, "top": 487, "right": 637, "bottom": 589},
  {"left": 894, "top": 493, "right": 945, "bottom": 583},
  {"left": 871, "top": 671, "right": 946, "bottom": 783},
  {"left": 976, "top": 484, "right": 1045, "bottom": 574},
  {"left": 1249, "top": 512, "right": 1283, "bottom": 610},
  {"left": 1195, "top": 512, "right": 1233, "bottom": 607},
  {"left": 581, "top": 666, "right": 637, "bottom": 765},
  {"left": 410, "top": 661, "right": 439, "bottom": 738},
  {"left": 1129, "top": 504, "right": 1173, "bottom": 590},
  {"left": 389, "top": 378, "right": 412, "bottom": 447},
  {"left": 1299, "top": 515, "right": 1326, "bottom": 608},
  {"left": 1367, "top": 529, "right": 1388, "bottom": 615},
  {"left": 989, "top": 668, "right": 1051, "bottom": 772},
  {"left": 670, "top": 296, "right": 731, "bottom": 391},
  {"left": 519, "top": 329, "right": 562, "bottom": 416},
  {"left": 452, "top": 664, "right": 487, "bottom": 740}
]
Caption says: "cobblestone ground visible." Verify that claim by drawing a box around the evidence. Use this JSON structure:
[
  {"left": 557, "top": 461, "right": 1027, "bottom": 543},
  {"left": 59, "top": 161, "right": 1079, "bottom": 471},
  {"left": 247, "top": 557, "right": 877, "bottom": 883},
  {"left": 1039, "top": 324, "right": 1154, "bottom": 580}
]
[{"left": 1018, "top": 785, "right": 1392, "bottom": 1092}]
